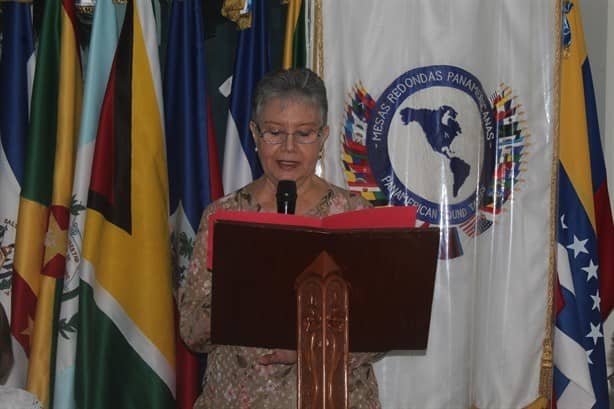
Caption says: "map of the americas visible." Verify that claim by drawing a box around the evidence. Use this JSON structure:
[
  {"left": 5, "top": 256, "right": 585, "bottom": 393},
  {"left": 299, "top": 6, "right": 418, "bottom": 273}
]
[{"left": 399, "top": 105, "right": 470, "bottom": 197}]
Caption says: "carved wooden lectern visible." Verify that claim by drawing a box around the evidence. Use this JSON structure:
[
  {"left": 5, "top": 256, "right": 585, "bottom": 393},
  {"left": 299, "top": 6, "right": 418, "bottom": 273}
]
[
  {"left": 209, "top": 208, "right": 439, "bottom": 409},
  {"left": 296, "top": 252, "right": 349, "bottom": 409}
]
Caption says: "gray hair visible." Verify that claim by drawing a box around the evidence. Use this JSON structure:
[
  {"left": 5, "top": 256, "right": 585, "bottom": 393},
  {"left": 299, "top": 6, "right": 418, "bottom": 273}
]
[{"left": 251, "top": 68, "right": 328, "bottom": 127}]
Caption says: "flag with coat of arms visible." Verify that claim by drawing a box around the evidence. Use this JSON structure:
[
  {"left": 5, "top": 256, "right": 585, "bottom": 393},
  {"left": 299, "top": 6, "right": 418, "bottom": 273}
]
[{"left": 164, "top": 0, "right": 224, "bottom": 406}]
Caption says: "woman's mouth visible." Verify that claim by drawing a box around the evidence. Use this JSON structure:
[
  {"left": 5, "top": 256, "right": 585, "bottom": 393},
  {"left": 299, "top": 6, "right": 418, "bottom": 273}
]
[{"left": 277, "top": 160, "right": 299, "bottom": 170}]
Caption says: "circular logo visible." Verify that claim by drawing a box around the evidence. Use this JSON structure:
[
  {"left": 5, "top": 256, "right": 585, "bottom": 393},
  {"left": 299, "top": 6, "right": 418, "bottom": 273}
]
[{"left": 366, "top": 65, "right": 496, "bottom": 225}]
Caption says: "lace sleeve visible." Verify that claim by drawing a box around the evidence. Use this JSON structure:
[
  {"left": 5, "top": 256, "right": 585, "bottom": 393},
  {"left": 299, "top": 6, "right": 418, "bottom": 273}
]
[
  {"left": 0, "top": 386, "right": 43, "bottom": 409},
  {"left": 177, "top": 205, "right": 216, "bottom": 353}
]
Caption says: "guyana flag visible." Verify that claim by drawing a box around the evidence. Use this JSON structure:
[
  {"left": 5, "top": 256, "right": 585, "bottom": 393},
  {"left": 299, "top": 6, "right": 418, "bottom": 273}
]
[
  {"left": 11, "top": 0, "right": 82, "bottom": 405},
  {"left": 74, "top": 0, "right": 175, "bottom": 406},
  {"left": 282, "top": 0, "right": 307, "bottom": 68}
]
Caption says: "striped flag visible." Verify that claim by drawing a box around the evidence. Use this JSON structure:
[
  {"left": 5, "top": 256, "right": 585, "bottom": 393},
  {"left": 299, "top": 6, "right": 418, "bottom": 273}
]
[
  {"left": 74, "top": 0, "right": 176, "bottom": 405},
  {"left": 0, "top": 0, "right": 35, "bottom": 388},
  {"left": 10, "top": 0, "right": 83, "bottom": 405},
  {"left": 28, "top": 0, "right": 83, "bottom": 403},
  {"left": 221, "top": 0, "right": 270, "bottom": 194},
  {"left": 163, "top": 0, "right": 223, "bottom": 406},
  {"left": 554, "top": 2, "right": 613, "bottom": 408},
  {"left": 53, "top": 0, "right": 122, "bottom": 407}
]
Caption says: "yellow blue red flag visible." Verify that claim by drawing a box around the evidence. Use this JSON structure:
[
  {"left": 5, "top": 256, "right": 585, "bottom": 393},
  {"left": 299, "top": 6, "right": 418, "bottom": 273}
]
[{"left": 554, "top": 2, "right": 614, "bottom": 408}]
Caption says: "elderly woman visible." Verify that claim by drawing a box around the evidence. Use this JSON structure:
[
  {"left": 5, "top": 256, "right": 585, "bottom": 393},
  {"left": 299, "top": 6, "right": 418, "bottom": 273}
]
[{"left": 178, "top": 68, "right": 382, "bottom": 409}]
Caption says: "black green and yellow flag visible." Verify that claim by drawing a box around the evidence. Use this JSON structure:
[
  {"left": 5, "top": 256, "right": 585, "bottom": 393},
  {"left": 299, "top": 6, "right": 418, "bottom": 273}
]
[{"left": 74, "top": 0, "right": 175, "bottom": 406}]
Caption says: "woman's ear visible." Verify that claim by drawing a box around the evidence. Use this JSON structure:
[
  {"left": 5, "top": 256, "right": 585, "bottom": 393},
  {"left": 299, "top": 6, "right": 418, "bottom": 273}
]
[
  {"left": 249, "top": 121, "right": 259, "bottom": 143},
  {"left": 320, "top": 125, "right": 330, "bottom": 146},
  {"left": 249, "top": 121, "right": 262, "bottom": 153}
]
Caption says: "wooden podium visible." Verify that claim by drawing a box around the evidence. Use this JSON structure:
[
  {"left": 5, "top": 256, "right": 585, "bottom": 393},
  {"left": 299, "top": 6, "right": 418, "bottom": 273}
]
[{"left": 209, "top": 208, "right": 439, "bottom": 409}]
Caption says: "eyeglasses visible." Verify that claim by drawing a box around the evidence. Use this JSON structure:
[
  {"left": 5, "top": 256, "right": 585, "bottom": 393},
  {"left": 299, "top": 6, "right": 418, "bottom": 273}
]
[{"left": 254, "top": 123, "right": 323, "bottom": 145}]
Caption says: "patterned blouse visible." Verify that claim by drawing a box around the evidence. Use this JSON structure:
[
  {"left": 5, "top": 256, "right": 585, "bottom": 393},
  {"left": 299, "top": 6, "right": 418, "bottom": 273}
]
[
  {"left": 178, "top": 183, "right": 382, "bottom": 409},
  {"left": 0, "top": 386, "right": 43, "bottom": 409}
]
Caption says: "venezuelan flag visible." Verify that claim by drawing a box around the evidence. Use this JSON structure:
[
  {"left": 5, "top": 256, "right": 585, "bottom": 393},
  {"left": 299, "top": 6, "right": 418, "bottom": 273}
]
[{"left": 554, "top": 1, "right": 613, "bottom": 408}]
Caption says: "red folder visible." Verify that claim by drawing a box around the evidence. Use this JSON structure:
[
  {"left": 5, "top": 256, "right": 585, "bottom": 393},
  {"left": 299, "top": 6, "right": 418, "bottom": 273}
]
[{"left": 207, "top": 206, "right": 417, "bottom": 270}]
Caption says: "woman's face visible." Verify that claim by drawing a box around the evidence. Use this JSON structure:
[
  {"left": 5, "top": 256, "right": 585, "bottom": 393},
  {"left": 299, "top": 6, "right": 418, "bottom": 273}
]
[{"left": 251, "top": 97, "right": 328, "bottom": 188}]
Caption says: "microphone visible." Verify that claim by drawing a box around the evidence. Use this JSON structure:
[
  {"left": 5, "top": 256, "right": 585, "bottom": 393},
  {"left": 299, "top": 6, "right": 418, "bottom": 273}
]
[{"left": 276, "top": 180, "right": 297, "bottom": 214}]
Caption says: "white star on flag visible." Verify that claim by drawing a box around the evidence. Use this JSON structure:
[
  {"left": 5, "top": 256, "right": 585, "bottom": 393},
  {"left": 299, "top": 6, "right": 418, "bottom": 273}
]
[
  {"left": 585, "top": 322, "right": 603, "bottom": 345},
  {"left": 590, "top": 290, "right": 601, "bottom": 311},
  {"left": 581, "top": 259, "right": 599, "bottom": 281},
  {"left": 566, "top": 235, "right": 589, "bottom": 258},
  {"left": 586, "top": 348, "right": 593, "bottom": 365},
  {"left": 560, "top": 214, "right": 568, "bottom": 229}
]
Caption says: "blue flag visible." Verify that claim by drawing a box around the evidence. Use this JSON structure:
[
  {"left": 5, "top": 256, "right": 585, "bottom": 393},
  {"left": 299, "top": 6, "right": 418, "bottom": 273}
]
[
  {"left": 164, "top": 0, "right": 222, "bottom": 285},
  {"left": 0, "top": 1, "right": 33, "bottom": 187},
  {"left": 164, "top": 0, "right": 223, "bottom": 406},
  {"left": 0, "top": 0, "right": 34, "bottom": 388},
  {"left": 222, "top": 0, "right": 271, "bottom": 193}
]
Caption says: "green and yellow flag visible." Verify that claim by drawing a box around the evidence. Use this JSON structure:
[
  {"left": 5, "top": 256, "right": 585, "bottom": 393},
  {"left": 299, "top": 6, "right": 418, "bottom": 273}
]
[
  {"left": 74, "top": 0, "right": 175, "bottom": 406},
  {"left": 11, "top": 0, "right": 82, "bottom": 405},
  {"left": 282, "top": 0, "right": 307, "bottom": 68}
]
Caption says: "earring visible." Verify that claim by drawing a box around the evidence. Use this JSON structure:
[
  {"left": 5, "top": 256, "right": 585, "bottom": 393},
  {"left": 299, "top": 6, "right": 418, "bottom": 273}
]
[{"left": 255, "top": 146, "right": 259, "bottom": 152}]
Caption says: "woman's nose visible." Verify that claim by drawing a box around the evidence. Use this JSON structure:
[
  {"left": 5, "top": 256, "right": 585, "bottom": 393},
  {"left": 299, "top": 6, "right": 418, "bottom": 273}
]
[{"left": 280, "top": 133, "right": 297, "bottom": 151}]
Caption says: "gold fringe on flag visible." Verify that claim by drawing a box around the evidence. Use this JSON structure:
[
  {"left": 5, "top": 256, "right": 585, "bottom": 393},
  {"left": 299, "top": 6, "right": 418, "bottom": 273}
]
[
  {"left": 222, "top": 0, "right": 252, "bottom": 30},
  {"left": 524, "top": 396, "right": 550, "bottom": 409},
  {"left": 535, "top": 1, "right": 563, "bottom": 406}
]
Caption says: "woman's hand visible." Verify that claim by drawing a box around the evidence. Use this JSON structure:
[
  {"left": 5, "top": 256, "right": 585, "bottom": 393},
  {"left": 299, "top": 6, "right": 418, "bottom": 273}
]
[{"left": 258, "top": 349, "right": 297, "bottom": 365}]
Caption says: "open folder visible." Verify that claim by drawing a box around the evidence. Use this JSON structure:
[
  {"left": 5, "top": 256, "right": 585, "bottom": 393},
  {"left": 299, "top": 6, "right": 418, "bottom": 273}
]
[{"left": 208, "top": 206, "right": 439, "bottom": 352}]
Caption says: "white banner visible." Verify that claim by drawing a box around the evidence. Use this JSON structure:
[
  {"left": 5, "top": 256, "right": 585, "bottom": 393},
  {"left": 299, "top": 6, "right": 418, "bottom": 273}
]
[{"left": 320, "top": 1, "right": 557, "bottom": 407}]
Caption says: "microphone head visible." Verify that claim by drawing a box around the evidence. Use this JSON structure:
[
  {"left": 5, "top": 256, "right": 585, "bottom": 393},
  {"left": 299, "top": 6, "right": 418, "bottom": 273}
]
[{"left": 276, "top": 180, "right": 297, "bottom": 214}]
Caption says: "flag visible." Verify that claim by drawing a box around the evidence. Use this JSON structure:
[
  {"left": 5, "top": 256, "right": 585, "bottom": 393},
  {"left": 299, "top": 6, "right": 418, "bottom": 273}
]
[
  {"left": 554, "top": 2, "right": 613, "bottom": 408},
  {"left": 221, "top": 0, "right": 270, "bottom": 194},
  {"left": 0, "top": 0, "right": 35, "bottom": 388},
  {"left": 74, "top": 0, "right": 175, "bottom": 405},
  {"left": 10, "top": 0, "right": 82, "bottom": 405},
  {"left": 53, "top": 0, "right": 122, "bottom": 407},
  {"left": 163, "top": 0, "right": 223, "bottom": 406},
  {"left": 318, "top": 1, "right": 557, "bottom": 407},
  {"left": 282, "top": 0, "right": 306, "bottom": 69}
]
